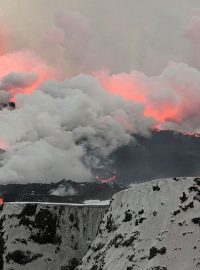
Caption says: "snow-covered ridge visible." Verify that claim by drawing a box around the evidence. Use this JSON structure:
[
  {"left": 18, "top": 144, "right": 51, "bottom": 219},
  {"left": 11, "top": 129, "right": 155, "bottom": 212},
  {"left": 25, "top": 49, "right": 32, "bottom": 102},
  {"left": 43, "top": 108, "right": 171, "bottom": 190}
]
[
  {"left": 78, "top": 177, "right": 200, "bottom": 270},
  {"left": 8, "top": 200, "right": 110, "bottom": 206},
  {"left": 0, "top": 201, "right": 108, "bottom": 270}
]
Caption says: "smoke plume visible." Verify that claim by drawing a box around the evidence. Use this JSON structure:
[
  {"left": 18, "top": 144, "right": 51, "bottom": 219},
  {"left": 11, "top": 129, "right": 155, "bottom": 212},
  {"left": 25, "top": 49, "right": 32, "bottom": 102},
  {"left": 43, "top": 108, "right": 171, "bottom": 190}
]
[
  {"left": 97, "top": 62, "right": 200, "bottom": 133},
  {"left": 185, "top": 10, "right": 200, "bottom": 67},
  {"left": 0, "top": 1, "right": 198, "bottom": 183},
  {"left": 0, "top": 75, "right": 153, "bottom": 183}
]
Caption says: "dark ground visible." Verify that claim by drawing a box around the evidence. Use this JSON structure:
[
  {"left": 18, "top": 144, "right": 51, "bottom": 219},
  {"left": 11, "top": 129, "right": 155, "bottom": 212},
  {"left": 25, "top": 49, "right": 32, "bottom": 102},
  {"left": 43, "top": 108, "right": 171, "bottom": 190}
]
[
  {"left": 0, "top": 130, "right": 200, "bottom": 202},
  {"left": 111, "top": 130, "right": 200, "bottom": 185}
]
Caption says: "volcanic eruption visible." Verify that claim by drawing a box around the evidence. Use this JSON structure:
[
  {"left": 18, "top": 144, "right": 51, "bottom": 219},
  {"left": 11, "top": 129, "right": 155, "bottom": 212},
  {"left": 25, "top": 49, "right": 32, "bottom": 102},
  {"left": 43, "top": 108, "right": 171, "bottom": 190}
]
[
  {"left": 0, "top": 3, "right": 200, "bottom": 270},
  {"left": 0, "top": 2, "right": 199, "bottom": 185}
]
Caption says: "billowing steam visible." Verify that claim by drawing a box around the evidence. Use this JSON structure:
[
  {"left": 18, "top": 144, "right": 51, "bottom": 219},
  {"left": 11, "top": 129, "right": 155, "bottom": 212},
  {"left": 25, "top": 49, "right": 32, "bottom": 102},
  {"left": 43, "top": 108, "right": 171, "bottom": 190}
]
[
  {"left": 0, "top": 51, "right": 60, "bottom": 99},
  {"left": 97, "top": 62, "right": 200, "bottom": 133},
  {"left": 0, "top": 75, "right": 153, "bottom": 183},
  {"left": 0, "top": 2, "right": 199, "bottom": 183}
]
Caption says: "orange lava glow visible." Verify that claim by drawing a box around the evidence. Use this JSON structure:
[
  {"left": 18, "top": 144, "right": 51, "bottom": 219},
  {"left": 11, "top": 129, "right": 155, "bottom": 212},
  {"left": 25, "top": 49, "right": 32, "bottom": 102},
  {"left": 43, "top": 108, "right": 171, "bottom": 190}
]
[
  {"left": 0, "top": 197, "right": 4, "bottom": 205},
  {"left": 0, "top": 26, "right": 58, "bottom": 98},
  {"left": 0, "top": 51, "right": 60, "bottom": 101},
  {"left": 143, "top": 106, "right": 180, "bottom": 124},
  {"left": 97, "top": 72, "right": 181, "bottom": 126},
  {"left": 96, "top": 174, "right": 116, "bottom": 184},
  {"left": 0, "top": 48, "right": 60, "bottom": 149}
]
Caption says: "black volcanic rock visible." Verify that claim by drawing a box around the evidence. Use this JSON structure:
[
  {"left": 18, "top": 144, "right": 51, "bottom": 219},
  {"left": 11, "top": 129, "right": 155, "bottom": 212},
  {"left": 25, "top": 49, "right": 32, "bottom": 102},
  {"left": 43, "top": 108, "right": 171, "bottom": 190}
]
[
  {"left": 1, "top": 130, "right": 200, "bottom": 187},
  {"left": 0, "top": 180, "right": 124, "bottom": 203},
  {"left": 111, "top": 130, "right": 200, "bottom": 185},
  {"left": 6, "top": 250, "right": 43, "bottom": 265}
]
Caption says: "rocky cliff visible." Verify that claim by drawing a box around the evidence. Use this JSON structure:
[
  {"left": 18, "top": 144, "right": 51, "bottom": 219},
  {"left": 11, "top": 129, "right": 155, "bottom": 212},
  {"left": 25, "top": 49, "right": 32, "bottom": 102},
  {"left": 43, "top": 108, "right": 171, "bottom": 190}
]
[
  {"left": 78, "top": 177, "right": 200, "bottom": 270},
  {"left": 0, "top": 202, "right": 108, "bottom": 270}
]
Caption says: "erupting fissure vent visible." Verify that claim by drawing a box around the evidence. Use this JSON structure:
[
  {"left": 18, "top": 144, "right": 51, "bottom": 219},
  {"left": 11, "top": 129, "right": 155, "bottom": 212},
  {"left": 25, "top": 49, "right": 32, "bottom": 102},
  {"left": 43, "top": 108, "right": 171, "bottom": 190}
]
[{"left": 96, "top": 172, "right": 117, "bottom": 184}]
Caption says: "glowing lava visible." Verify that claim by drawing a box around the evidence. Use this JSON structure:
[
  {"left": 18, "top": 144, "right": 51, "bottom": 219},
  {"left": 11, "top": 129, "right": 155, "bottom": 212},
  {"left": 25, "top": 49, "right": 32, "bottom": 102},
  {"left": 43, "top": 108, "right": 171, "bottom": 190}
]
[
  {"left": 0, "top": 197, "right": 4, "bottom": 205},
  {"left": 96, "top": 172, "right": 117, "bottom": 184}
]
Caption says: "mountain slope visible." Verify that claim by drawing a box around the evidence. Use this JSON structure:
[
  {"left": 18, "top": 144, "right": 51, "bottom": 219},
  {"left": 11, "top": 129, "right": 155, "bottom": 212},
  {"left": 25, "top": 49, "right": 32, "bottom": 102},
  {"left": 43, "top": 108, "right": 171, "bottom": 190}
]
[
  {"left": 0, "top": 202, "right": 108, "bottom": 270},
  {"left": 112, "top": 131, "right": 200, "bottom": 185},
  {"left": 1, "top": 130, "right": 200, "bottom": 186},
  {"left": 78, "top": 177, "right": 200, "bottom": 270}
]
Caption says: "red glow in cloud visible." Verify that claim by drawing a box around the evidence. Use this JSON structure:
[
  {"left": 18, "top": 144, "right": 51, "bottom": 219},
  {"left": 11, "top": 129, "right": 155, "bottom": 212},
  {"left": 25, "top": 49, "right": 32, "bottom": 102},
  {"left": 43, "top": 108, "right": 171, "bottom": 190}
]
[
  {"left": 96, "top": 70, "right": 185, "bottom": 128},
  {"left": 0, "top": 51, "right": 60, "bottom": 101},
  {"left": 0, "top": 139, "right": 8, "bottom": 150}
]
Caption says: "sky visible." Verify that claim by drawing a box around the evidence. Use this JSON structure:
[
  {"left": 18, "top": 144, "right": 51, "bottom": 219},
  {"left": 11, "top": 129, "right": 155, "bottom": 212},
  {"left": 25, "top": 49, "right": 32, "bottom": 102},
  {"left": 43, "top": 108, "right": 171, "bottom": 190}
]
[{"left": 0, "top": 0, "right": 199, "bottom": 75}]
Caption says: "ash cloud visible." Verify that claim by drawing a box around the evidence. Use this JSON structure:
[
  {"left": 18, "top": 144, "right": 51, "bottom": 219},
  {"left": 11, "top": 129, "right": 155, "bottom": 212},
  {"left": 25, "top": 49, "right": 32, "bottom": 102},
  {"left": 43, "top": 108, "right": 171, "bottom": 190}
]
[
  {"left": 0, "top": 72, "right": 38, "bottom": 90},
  {"left": 185, "top": 10, "right": 200, "bottom": 67},
  {"left": 98, "top": 62, "right": 200, "bottom": 133},
  {"left": 0, "top": 1, "right": 199, "bottom": 184},
  {"left": 0, "top": 91, "right": 11, "bottom": 104},
  {"left": 0, "top": 75, "right": 153, "bottom": 183},
  {"left": 0, "top": 50, "right": 61, "bottom": 100},
  {"left": 0, "top": 0, "right": 199, "bottom": 75}
]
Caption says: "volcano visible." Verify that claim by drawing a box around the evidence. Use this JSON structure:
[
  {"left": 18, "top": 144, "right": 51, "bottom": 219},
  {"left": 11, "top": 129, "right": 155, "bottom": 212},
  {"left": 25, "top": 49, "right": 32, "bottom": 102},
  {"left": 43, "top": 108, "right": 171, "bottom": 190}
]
[
  {"left": 95, "top": 130, "right": 200, "bottom": 185},
  {"left": 0, "top": 179, "right": 124, "bottom": 203},
  {"left": 0, "top": 129, "right": 200, "bottom": 187}
]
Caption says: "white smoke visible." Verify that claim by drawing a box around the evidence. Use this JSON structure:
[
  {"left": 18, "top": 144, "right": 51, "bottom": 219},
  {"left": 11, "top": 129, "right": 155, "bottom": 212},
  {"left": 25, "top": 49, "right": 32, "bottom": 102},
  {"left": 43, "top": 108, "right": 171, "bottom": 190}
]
[
  {"left": 0, "top": 1, "right": 199, "bottom": 184},
  {"left": 0, "top": 0, "right": 199, "bottom": 74},
  {"left": 0, "top": 91, "right": 11, "bottom": 103},
  {"left": 0, "top": 75, "right": 153, "bottom": 183},
  {"left": 98, "top": 62, "right": 200, "bottom": 133},
  {"left": 0, "top": 72, "right": 38, "bottom": 91},
  {"left": 185, "top": 9, "right": 200, "bottom": 67},
  {"left": 50, "top": 185, "right": 78, "bottom": 196}
]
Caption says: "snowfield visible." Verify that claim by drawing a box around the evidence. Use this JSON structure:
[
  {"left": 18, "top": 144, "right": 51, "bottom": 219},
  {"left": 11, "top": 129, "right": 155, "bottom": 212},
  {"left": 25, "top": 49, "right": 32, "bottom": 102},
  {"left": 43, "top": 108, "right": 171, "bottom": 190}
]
[
  {"left": 1, "top": 177, "right": 200, "bottom": 270},
  {"left": 78, "top": 177, "right": 200, "bottom": 270}
]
